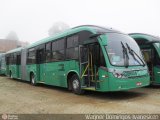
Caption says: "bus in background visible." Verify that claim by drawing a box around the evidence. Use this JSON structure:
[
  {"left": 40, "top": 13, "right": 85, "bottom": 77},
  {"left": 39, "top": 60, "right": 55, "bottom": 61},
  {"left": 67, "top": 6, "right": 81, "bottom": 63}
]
[
  {"left": 129, "top": 33, "right": 160, "bottom": 85},
  {"left": 5, "top": 47, "right": 25, "bottom": 79},
  {"left": 23, "top": 25, "right": 149, "bottom": 94},
  {"left": 0, "top": 53, "right": 6, "bottom": 75}
]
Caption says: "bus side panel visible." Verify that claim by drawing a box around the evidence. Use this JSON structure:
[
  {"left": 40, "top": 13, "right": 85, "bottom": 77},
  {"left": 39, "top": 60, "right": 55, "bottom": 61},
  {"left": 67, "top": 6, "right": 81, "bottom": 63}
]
[
  {"left": 10, "top": 64, "right": 20, "bottom": 79},
  {"left": 10, "top": 65, "right": 16, "bottom": 78},
  {"left": 96, "top": 68, "right": 109, "bottom": 91},
  {"left": 44, "top": 62, "right": 54, "bottom": 85},
  {"left": 16, "top": 65, "right": 21, "bottom": 79},
  {"left": 38, "top": 63, "right": 45, "bottom": 82},
  {"left": 45, "top": 61, "right": 67, "bottom": 87},
  {"left": 44, "top": 60, "right": 79, "bottom": 88}
]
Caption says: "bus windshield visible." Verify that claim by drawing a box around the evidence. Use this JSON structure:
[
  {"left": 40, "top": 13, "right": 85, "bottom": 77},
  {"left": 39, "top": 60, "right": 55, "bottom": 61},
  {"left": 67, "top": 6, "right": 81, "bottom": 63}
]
[{"left": 105, "top": 33, "right": 144, "bottom": 66}]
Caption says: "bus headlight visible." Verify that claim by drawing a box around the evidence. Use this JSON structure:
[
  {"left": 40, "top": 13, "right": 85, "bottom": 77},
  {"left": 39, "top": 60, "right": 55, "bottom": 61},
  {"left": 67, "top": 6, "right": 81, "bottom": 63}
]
[{"left": 113, "top": 73, "right": 123, "bottom": 78}]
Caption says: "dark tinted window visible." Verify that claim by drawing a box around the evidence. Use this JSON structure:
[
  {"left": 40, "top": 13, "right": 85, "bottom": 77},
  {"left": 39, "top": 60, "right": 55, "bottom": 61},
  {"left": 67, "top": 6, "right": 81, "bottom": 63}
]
[
  {"left": 52, "top": 39, "right": 65, "bottom": 51},
  {"left": 36, "top": 44, "right": 45, "bottom": 64},
  {"left": 66, "top": 47, "right": 78, "bottom": 59},
  {"left": 27, "top": 48, "right": 36, "bottom": 64},
  {"left": 52, "top": 50, "right": 65, "bottom": 61},
  {"left": 9, "top": 54, "right": 13, "bottom": 64},
  {"left": 79, "top": 31, "right": 92, "bottom": 44},
  {"left": 13, "top": 53, "right": 16, "bottom": 64},
  {"left": 52, "top": 38, "right": 65, "bottom": 61},
  {"left": 45, "top": 42, "right": 52, "bottom": 62},
  {"left": 135, "top": 38, "right": 147, "bottom": 45},
  {"left": 67, "top": 35, "right": 79, "bottom": 48},
  {"left": 16, "top": 54, "right": 21, "bottom": 65},
  {"left": 66, "top": 34, "right": 79, "bottom": 60},
  {"left": 6, "top": 56, "right": 10, "bottom": 65}
]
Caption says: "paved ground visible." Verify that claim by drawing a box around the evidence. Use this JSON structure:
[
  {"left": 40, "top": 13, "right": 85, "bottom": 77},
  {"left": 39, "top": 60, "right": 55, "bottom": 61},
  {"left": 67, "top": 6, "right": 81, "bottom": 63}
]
[{"left": 0, "top": 76, "right": 160, "bottom": 114}]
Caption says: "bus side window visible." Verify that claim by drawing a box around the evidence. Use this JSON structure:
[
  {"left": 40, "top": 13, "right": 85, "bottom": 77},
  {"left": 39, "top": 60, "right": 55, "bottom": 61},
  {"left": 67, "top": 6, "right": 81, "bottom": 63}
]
[
  {"left": 36, "top": 45, "right": 45, "bottom": 64},
  {"left": 52, "top": 39, "right": 65, "bottom": 61},
  {"left": 16, "top": 54, "right": 21, "bottom": 65},
  {"left": 10, "top": 54, "right": 14, "bottom": 65},
  {"left": 66, "top": 35, "right": 79, "bottom": 60},
  {"left": 27, "top": 48, "right": 36, "bottom": 64},
  {"left": 6, "top": 56, "right": 9, "bottom": 65},
  {"left": 45, "top": 42, "right": 52, "bottom": 62}
]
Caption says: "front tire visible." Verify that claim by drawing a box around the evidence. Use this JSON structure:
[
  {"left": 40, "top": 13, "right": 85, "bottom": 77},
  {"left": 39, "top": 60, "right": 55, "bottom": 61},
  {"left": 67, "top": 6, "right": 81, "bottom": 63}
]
[
  {"left": 71, "top": 74, "right": 84, "bottom": 94},
  {"left": 30, "top": 73, "right": 37, "bottom": 86}
]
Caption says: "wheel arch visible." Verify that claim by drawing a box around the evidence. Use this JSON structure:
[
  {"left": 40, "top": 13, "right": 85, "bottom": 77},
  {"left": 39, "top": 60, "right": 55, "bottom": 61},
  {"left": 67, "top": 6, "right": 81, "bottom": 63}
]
[
  {"left": 67, "top": 70, "right": 79, "bottom": 90},
  {"left": 29, "top": 71, "right": 36, "bottom": 81}
]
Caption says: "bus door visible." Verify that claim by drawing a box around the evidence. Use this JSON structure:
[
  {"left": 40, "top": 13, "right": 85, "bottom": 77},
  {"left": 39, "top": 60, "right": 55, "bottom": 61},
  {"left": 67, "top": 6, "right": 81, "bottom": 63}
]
[
  {"left": 79, "top": 44, "right": 100, "bottom": 87},
  {"left": 16, "top": 54, "right": 21, "bottom": 78},
  {"left": 141, "top": 49, "right": 153, "bottom": 81},
  {"left": 36, "top": 47, "right": 45, "bottom": 82},
  {"left": 79, "top": 45, "right": 89, "bottom": 86},
  {"left": 152, "top": 46, "right": 160, "bottom": 84},
  {"left": 141, "top": 46, "right": 160, "bottom": 84}
]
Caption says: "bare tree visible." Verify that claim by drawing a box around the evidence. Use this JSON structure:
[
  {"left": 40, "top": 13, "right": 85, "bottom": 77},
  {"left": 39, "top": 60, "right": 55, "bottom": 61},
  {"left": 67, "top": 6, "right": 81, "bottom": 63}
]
[
  {"left": 6, "top": 31, "right": 19, "bottom": 40},
  {"left": 48, "top": 22, "right": 70, "bottom": 36}
]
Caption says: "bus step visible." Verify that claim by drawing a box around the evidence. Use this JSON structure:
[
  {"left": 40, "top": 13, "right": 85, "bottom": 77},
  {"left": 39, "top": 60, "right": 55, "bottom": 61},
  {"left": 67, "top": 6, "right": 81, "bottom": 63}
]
[
  {"left": 83, "top": 74, "right": 95, "bottom": 77},
  {"left": 80, "top": 61, "right": 88, "bottom": 65},
  {"left": 81, "top": 85, "right": 87, "bottom": 88},
  {"left": 82, "top": 87, "right": 96, "bottom": 91},
  {"left": 37, "top": 81, "right": 45, "bottom": 84},
  {"left": 91, "top": 80, "right": 104, "bottom": 82}
]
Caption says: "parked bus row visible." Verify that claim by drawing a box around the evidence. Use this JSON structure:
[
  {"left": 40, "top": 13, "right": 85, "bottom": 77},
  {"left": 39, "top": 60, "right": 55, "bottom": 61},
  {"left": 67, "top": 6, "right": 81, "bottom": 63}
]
[{"left": 0, "top": 25, "right": 159, "bottom": 94}]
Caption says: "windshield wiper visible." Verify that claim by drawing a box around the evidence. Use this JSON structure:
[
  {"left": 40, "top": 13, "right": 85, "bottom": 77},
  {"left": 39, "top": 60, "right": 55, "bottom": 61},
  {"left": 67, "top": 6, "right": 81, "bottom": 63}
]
[
  {"left": 121, "top": 41, "right": 129, "bottom": 68},
  {"left": 126, "top": 43, "right": 145, "bottom": 66}
]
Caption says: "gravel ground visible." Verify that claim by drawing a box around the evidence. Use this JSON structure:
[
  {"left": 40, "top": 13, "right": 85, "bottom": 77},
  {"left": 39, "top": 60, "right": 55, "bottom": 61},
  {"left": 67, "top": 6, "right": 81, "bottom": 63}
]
[{"left": 0, "top": 76, "right": 160, "bottom": 114}]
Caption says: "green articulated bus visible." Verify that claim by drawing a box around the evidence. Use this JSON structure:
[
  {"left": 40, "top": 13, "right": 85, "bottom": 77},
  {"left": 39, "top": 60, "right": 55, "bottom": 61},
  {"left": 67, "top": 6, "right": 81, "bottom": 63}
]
[
  {"left": 129, "top": 33, "right": 160, "bottom": 85},
  {"left": 6, "top": 25, "right": 150, "bottom": 94},
  {"left": 0, "top": 53, "right": 6, "bottom": 75}
]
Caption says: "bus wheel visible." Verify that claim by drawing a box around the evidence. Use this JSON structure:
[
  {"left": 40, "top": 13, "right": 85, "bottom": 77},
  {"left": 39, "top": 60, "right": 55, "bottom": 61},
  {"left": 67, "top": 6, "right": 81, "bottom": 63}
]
[
  {"left": 71, "top": 74, "right": 84, "bottom": 95},
  {"left": 30, "top": 73, "right": 37, "bottom": 86}
]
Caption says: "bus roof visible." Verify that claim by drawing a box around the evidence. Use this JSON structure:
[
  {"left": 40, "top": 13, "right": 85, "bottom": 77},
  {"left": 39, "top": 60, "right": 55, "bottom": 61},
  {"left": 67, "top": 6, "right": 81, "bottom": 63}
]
[
  {"left": 27, "top": 25, "right": 121, "bottom": 49},
  {"left": 129, "top": 33, "right": 160, "bottom": 41},
  {"left": 6, "top": 47, "right": 23, "bottom": 54}
]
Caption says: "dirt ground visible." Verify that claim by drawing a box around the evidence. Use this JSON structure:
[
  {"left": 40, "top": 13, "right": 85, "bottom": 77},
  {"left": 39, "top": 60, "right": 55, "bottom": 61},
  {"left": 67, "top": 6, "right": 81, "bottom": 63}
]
[{"left": 0, "top": 76, "right": 160, "bottom": 114}]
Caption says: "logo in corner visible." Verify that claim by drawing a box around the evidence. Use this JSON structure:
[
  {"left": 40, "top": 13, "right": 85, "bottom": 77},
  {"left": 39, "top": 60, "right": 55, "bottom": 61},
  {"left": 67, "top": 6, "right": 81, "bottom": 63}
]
[{"left": 2, "top": 114, "right": 8, "bottom": 120}]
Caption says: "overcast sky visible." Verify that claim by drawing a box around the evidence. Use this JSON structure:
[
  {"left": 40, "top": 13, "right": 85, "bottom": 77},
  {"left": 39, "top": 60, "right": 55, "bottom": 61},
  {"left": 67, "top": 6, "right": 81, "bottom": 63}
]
[{"left": 0, "top": 0, "right": 160, "bottom": 43}]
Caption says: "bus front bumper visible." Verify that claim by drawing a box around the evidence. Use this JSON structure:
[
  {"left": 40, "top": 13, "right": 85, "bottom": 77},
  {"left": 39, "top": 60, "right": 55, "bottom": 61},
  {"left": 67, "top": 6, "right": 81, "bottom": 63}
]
[{"left": 108, "top": 75, "right": 150, "bottom": 91}]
